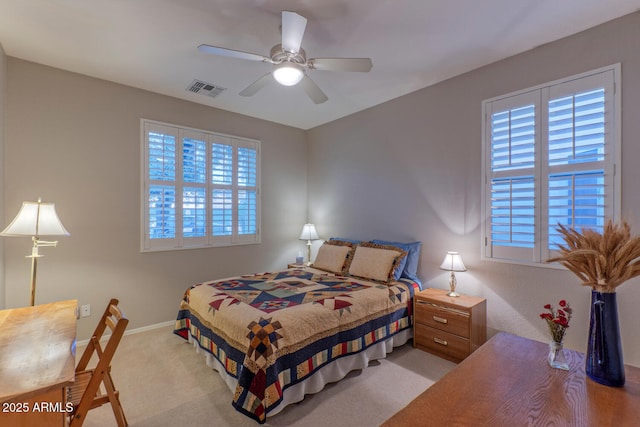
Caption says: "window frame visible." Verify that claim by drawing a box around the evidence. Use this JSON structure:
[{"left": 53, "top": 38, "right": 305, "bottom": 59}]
[
  {"left": 480, "top": 64, "right": 621, "bottom": 267},
  {"left": 140, "top": 119, "right": 261, "bottom": 252}
]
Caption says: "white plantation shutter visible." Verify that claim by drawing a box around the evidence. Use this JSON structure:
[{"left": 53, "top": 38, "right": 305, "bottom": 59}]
[
  {"left": 547, "top": 89, "right": 605, "bottom": 167},
  {"left": 142, "top": 120, "right": 260, "bottom": 251},
  {"left": 490, "top": 177, "right": 536, "bottom": 255},
  {"left": 482, "top": 65, "right": 619, "bottom": 265},
  {"left": 183, "top": 138, "right": 207, "bottom": 183},
  {"left": 183, "top": 187, "right": 206, "bottom": 238},
  {"left": 148, "top": 130, "right": 176, "bottom": 181},
  {"left": 490, "top": 105, "right": 536, "bottom": 172},
  {"left": 146, "top": 124, "right": 178, "bottom": 246},
  {"left": 486, "top": 91, "right": 540, "bottom": 262},
  {"left": 211, "top": 140, "right": 234, "bottom": 239},
  {"left": 212, "top": 142, "right": 233, "bottom": 185},
  {"left": 238, "top": 190, "right": 257, "bottom": 235},
  {"left": 209, "top": 138, "right": 261, "bottom": 245},
  {"left": 182, "top": 133, "right": 208, "bottom": 244},
  {"left": 543, "top": 74, "right": 613, "bottom": 258},
  {"left": 212, "top": 189, "right": 233, "bottom": 236},
  {"left": 237, "top": 145, "right": 258, "bottom": 236},
  {"left": 148, "top": 185, "right": 176, "bottom": 239},
  {"left": 547, "top": 172, "right": 605, "bottom": 250}
]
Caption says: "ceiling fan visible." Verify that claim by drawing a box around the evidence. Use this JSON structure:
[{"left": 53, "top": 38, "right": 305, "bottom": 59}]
[{"left": 198, "top": 11, "right": 373, "bottom": 104}]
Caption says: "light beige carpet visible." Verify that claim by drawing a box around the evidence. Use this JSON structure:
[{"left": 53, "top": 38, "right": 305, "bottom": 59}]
[{"left": 81, "top": 325, "right": 454, "bottom": 426}]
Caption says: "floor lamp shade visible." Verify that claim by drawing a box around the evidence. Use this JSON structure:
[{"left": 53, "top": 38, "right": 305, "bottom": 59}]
[
  {"left": 1, "top": 199, "right": 70, "bottom": 306},
  {"left": 1, "top": 201, "right": 70, "bottom": 237}
]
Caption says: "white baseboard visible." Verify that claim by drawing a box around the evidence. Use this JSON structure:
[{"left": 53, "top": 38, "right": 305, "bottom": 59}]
[
  {"left": 77, "top": 319, "right": 175, "bottom": 347},
  {"left": 124, "top": 319, "right": 175, "bottom": 336}
]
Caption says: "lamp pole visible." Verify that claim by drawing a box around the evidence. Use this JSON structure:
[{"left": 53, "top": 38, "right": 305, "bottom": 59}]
[{"left": 27, "top": 236, "right": 57, "bottom": 306}]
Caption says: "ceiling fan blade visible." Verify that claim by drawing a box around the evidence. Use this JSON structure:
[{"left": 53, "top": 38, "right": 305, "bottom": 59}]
[
  {"left": 299, "top": 75, "right": 328, "bottom": 104},
  {"left": 308, "top": 58, "right": 373, "bottom": 72},
  {"left": 198, "top": 44, "right": 268, "bottom": 62},
  {"left": 239, "top": 73, "right": 273, "bottom": 97},
  {"left": 281, "top": 11, "right": 307, "bottom": 53}
]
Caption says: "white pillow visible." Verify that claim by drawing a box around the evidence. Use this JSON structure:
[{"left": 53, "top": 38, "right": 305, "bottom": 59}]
[{"left": 313, "top": 243, "right": 351, "bottom": 273}]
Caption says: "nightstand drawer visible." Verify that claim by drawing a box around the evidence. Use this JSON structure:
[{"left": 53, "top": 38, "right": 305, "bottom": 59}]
[
  {"left": 415, "top": 299, "right": 470, "bottom": 338},
  {"left": 415, "top": 323, "right": 470, "bottom": 361}
]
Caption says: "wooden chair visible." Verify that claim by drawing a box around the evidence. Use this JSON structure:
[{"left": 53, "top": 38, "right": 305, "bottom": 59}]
[{"left": 68, "top": 298, "right": 129, "bottom": 427}]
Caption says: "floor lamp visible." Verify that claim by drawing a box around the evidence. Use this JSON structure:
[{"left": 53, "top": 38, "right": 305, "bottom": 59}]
[{"left": 1, "top": 198, "right": 70, "bottom": 306}]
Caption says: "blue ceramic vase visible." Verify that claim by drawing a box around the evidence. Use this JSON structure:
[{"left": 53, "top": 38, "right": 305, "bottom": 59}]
[{"left": 585, "top": 290, "right": 625, "bottom": 387}]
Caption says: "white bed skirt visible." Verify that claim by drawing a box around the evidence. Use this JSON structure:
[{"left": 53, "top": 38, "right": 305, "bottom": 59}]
[{"left": 187, "top": 328, "right": 412, "bottom": 417}]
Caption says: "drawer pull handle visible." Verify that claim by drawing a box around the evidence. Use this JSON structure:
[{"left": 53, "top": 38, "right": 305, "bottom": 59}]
[
  {"left": 433, "top": 337, "right": 448, "bottom": 346},
  {"left": 432, "top": 316, "right": 448, "bottom": 324}
]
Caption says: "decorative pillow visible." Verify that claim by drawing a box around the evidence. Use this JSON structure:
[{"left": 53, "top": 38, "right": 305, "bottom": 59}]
[
  {"left": 348, "top": 242, "right": 407, "bottom": 283},
  {"left": 312, "top": 242, "right": 352, "bottom": 274},
  {"left": 325, "top": 239, "right": 358, "bottom": 272},
  {"left": 325, "top": 238, "right": 356, "bottom": 247},
  {"left": 372, "top": 240, "right": 422, "bottom": 283}
]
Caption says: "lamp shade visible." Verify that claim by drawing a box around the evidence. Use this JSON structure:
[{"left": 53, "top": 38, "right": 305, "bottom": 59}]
[
  {"left": 440, "top": 251, "right": 466, "bottom": 272},
  {"left": 299, "top": 223, "right": 319, "bottom": 241},
  {"left": 273, "top": 62, "right": 304, "bottom": 86},
  {"left": 1, "top": 200, "right": 70, "bottom": 237}
]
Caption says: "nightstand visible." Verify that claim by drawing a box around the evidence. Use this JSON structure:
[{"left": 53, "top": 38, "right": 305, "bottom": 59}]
[{"left": 413, "top": 288, "right": 487, "bottom": 363}]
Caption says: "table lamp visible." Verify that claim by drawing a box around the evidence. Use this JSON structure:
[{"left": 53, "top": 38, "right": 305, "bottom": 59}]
[
  {"left": 440, "top": 251, "right": 466, "bottom": 297},
  {"left": 1, "top": 198, "right": 70, "bottom": 306},
  {"left": 299, "top": 223, "right": 319, "bottom": 265}
]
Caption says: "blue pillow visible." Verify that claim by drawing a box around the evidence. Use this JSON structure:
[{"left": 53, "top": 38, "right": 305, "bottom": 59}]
[
  {"left": 372, "top": 240, "right": 421, "bottom": 283},
  {"left": 329, "top": 237, "right": 362, "bottom": 245}
]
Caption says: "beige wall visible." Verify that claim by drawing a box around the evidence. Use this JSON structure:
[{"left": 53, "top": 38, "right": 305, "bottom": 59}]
[
  {"left": 308, "top": 12, "right": 640, "bottom": 366},
  {"left": 0, "top": 43, "right": 5, "bottom": 308},
  {"left": 4, "top": 59, "right": 308, "bottom": 340}
]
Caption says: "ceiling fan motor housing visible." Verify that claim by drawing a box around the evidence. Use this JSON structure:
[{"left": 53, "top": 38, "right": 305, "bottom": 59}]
[{"left": 270, "top": 44, "right": 306, "bottom": 65}]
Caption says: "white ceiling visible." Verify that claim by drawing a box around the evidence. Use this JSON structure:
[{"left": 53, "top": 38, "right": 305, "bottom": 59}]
[{"left": 1, "top": 0, "right": 639, "bottom": 130}]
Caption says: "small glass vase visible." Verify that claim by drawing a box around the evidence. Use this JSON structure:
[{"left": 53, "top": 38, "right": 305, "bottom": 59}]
[{"left": 548, "top": 340, "right": 569, "bottom": 370}]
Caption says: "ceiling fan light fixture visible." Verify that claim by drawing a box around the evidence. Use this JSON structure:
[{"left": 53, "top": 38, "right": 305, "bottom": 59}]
[{"left": 273, "top": 62, "right": 304, "bottom": 86}]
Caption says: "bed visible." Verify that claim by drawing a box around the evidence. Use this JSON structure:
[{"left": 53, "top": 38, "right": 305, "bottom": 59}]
[{"left": 174, "top": 239, "right": 421, "bottom": 423}]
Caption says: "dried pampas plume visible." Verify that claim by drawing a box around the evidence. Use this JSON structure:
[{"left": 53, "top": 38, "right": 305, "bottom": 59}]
[{"left": 547, "top": 219, "right": 640, "bottom": 293}]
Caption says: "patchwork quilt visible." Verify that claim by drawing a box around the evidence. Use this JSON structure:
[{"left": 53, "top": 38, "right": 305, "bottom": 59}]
[{"left": 174, "top": 267, "right": 419, "bottom": 423}]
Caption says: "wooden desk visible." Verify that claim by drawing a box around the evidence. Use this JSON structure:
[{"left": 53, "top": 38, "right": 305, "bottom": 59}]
[
  {"left": 0, "top": 300, "right": 77, "bottom": 426},
  {"left": 382, "top": 332, "right": 640, "bottom": 426}
]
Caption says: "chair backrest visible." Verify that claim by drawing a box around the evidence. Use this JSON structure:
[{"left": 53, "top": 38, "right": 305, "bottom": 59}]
[
  {"left": 76, "top": 298, "right": 129, "bottom": 373},
  {"left": 69, "top": 299, "right": 129, "bottom": 426}
]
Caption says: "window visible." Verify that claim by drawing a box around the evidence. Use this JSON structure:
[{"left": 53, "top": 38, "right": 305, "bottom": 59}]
[
  {"left": 481, "top": 65, "right": 620, "bottom": 265},
  {"left": 141, "top": 120, "right": 260, "bottom": 251}
]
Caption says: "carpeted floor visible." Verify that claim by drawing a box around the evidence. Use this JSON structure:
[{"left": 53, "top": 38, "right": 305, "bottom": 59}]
[{"left": 81, "top": 325, "right": 454, "bottom": 426}]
